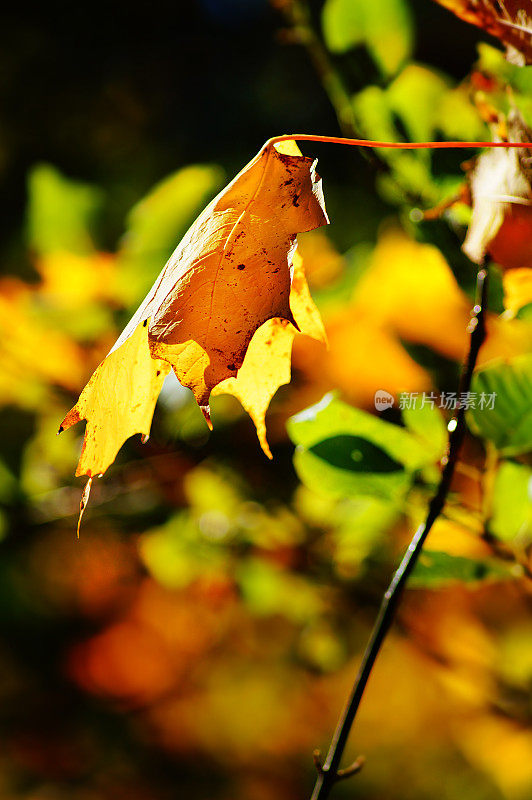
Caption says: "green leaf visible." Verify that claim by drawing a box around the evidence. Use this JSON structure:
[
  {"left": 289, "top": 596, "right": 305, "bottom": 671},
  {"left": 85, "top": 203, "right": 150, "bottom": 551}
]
[
  {"left": 352, "top": 86, "right": 438, "bottom": 201},
  {"left": 410, "top": 550, "right": 513, "bottom": 588},
  {"left": 437, "top": 87, "right": 488, "bottom": 142},
  {"left": 402, "top": 404, "right": 447, "bottom": 462},
  {"left": 490, "top": 461, "right": 532, "bottom": 544},
  {"left": 118, "top": 164, "right": 224, "bottom": 299},
  {"left": 477, "top": 43, "right": 532, "bottom": 94},
  {"left": 289, "top": 394, "right": 430, "bottom": 468},
  {"left": 516, "top": 303, "right": 532, "bottom": 322},
  {"left": 387, "top": 65, "right": 449, "bottom": 143},
  {"left": 322, "top": 0, "right": 412, "bottom": 76},
  {"left": 476, "top": 43, "right": 513, "bottom": 82},
  {"left": 467, "top": 354, "right": 532, "bottom": 456},
  {"left": 309, "top": 435, "right": 403, "bottom": 473},
  {"left": 292, "top": 445, "right": 408, "bottom": 501},
  {"left": 353, "top": 86, "right": 399, "bottom": 143},
  {"left": 352, "top": 64, "right": 484, "bottom": 204},
  {"left": 27, "top": 164, "right": 103, "bottom": 255},
  {"left": 287, "top": 394, "right": 429, "bottom": 500},
  {"left": 475, "top": 44, "right": 532, "bottom": 126}
]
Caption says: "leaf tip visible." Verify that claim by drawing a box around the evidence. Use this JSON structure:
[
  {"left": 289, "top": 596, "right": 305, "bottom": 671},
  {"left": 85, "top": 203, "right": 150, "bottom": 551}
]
[
  {"left": 257, "top": 427, "right": 273, "bottom": 460},
  {"left": 287, "top": 308, "right": 301, "bottom": 332},
  {"left": 60, "top": 406, "right": 82, "bottom": 433},
  {"left": 76, "top": 477, "right": 93, "bottom": 538},
  {"left": 200, "top": 404, "right": 213, "bottom": 431}
]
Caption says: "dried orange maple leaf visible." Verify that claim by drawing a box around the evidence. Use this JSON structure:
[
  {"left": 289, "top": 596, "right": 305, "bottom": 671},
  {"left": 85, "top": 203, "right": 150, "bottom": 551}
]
[
  {"left": 434, "top": 0, "right": 532, "bottom": 64},
  {"left": 61, "top": 139, "right": 328, "bottom": 484}
]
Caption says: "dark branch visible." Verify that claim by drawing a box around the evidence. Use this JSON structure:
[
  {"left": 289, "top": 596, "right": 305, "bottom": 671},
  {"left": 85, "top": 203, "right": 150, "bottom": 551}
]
[
  {"left": 272, "top": 0, "right": 358, "bottom": 138},
  {"left": 309, "top": 266, "right": 489, "bottom": 800}
]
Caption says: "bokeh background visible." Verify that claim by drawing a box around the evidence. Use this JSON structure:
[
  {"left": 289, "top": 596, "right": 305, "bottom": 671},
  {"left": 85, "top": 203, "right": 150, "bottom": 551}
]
[{"left": 1, "top": 1, "right": 532, "bottom": 799}]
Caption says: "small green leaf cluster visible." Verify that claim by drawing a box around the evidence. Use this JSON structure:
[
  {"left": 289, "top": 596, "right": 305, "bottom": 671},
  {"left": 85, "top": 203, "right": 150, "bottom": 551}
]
[{"left": 288, "top": 384, "right": 531, "bottom": 588}]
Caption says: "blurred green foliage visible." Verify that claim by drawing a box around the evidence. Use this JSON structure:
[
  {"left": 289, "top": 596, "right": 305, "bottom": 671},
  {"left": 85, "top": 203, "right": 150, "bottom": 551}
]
[
  {"left": 468, "top": 354, "right": 532, "bottom": 455},
  {"left": 118, "top": 164, "right": 225, "bottom": 299},
  {"left": 322, "top": 0, "right": 413, "bottom": 76},
  {"left": 28, "top": 165, "right": 103, "bottom": 256}
]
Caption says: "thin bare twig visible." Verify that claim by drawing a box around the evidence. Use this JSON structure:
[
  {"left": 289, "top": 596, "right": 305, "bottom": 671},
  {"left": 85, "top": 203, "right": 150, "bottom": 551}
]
[
  {"left": 272, "top": 0, "right": 358, "bottom": 137},
  {"left": 310, "top": 266, "right": 489, "bottom": 800}
]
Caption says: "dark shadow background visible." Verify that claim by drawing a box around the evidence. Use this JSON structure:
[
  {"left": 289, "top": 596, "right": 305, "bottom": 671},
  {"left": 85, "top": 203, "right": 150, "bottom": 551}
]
[{"left": 0, "top": 0, "right": 484, "bottom": 267}]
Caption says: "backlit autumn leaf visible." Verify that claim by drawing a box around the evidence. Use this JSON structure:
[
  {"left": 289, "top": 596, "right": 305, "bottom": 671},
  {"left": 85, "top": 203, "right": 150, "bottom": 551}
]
[{"left": 61, "top": 139, "right": 328, "bottom": 484}]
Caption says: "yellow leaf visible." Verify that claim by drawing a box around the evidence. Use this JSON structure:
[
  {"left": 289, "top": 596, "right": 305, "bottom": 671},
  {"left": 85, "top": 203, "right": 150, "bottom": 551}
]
[
  {"left": 37, "top": 250, "right": 121, "bottom": 308},
  {"left": 457, "top": 715, "right": 532, "bottom": 796},
  {"left": 354, "top": 228, "right": 471, "bottom": 358},
  {"left": 295, "top": 229, "right": 344, "bottom": 287},
  {"left": 214, "top": 319, "right": 295, "bottom": 458},
  {"left": 290, "top": 250, "right": 328, "bottom": 345},
  {"left": 60, "top": 320, "right": 169, "bottom": 477},
  {"left": 0, "top": 279, "right": 84, "bottom": 408},
  {"left": 502, "top": 267, "right": 532, "bottom": 315}
]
